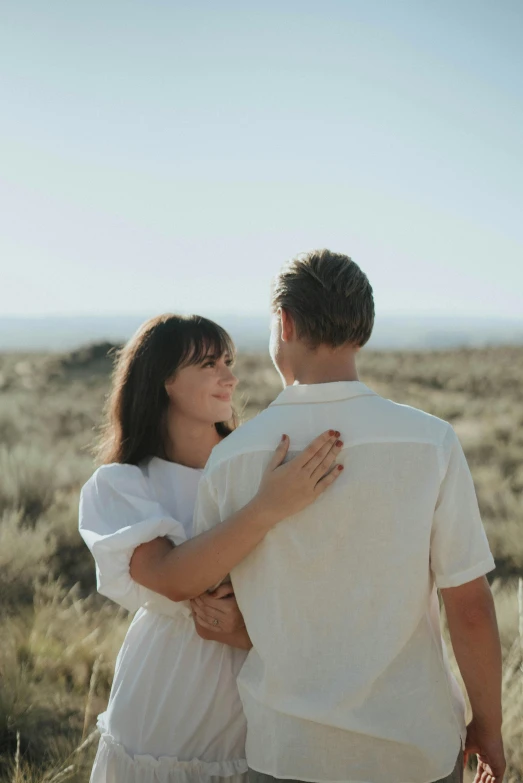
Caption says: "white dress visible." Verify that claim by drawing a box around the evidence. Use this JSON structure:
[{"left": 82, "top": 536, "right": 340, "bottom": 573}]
[{"left": 79, "top": 457, "right": 248, "bottom": 783}]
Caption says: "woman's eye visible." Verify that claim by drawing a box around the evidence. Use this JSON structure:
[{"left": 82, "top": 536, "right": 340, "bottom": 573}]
[{"left": 202, "top": 360, "right": 215, "bottom": 368}]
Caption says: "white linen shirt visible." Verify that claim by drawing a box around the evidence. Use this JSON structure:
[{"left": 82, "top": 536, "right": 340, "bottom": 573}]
[{"left": 193, "top": 381, "right": 495, "bottom": 783}]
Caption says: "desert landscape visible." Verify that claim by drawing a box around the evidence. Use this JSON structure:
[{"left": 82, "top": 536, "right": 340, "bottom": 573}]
[{"left": 0, "top": 344, "right": 522, "bottom": 782}]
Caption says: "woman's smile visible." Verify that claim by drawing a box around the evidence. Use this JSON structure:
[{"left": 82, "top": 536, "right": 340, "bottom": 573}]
[{"left": 213, "top": 392, "right": 233, "bottom": 402}]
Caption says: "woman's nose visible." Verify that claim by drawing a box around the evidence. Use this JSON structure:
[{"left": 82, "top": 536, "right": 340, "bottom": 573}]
[{"left": 222, "top": 367, "right": 238, "bottom": 387}]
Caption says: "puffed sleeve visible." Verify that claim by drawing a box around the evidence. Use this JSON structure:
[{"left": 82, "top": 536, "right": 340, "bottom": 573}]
[{"left": 79, "top": 463, "right": 188, "bottom": 612}]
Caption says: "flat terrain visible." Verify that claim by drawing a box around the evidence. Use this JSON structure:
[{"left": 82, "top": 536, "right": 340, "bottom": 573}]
[{"left": 0, "top": 345, "right": 522, "bottom": 781}]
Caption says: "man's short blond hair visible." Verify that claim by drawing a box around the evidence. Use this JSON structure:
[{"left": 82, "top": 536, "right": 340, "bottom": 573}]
[{"left": 271, "top": 249, "right": 375, "bottom": 348}]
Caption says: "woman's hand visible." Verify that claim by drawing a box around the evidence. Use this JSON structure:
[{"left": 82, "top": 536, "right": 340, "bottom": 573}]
[
  {"left": 190, "top": 584, "right": 246, "bottom": 634},
  {"left": 255, "top": 430, "right": 344, "bottom": 523},
  {"left": 131, "top": 431, "right": 345, "bottom": 604}
]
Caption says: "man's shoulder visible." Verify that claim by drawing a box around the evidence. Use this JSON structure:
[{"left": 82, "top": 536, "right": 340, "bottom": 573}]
[
  {"left": 207, "top": 408, "right": 278, "bottom": 474},
  {"left": 372, "top": 395, "right": 452, "bottom": 445}
]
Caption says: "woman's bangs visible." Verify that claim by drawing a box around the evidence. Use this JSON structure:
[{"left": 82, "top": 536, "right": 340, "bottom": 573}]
[{"left": 182, "top": 318, "right": 236, "bottom": 367}]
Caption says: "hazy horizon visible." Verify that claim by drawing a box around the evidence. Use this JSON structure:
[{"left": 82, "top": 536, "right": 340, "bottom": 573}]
[{"left": 3, "top": 312, "right": 523, "bottom": 353}]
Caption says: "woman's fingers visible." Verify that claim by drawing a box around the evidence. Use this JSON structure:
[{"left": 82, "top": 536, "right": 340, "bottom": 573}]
[
  {"left": 266, "top": 434, "right": 290, "bottom": 471},
  {"left": 191, "top": 598, "right": 244, "bottom": 633},
  {"left": 195, "top": 594, "right": 223, "bottom": 610},
  {"left": 208, "top": 583, "right": 234, "bottom": 599},
  {"left": 190, "top": 602, "right": 206, "bottom": 621},
  {"left": 193, "top": 594, "right": 240, "bottom": 623},
  {"left": 191, "top": 601, "right": 223, "bottom": 624},
  {"left": 193, "top": 595, "right": 228, "bottom": 614},
  {"left": 314, "top": 463, "right": 344, "bottom": 493},
  {"left": 193, "top": 613, "right": 224, "bottom": 633},
  {"left": 303, "top": 436, "right": 337, "bottom": 474},
  {"left": 267, "top": 430, "right": 342, "bottom": 476},
  {"left": 309, "top": 439, "right": 343, "bottom": 480},
  {"left": 297, "top": 430, "right": 340, "bottom": 469},
  {"left": 256, "top": 428, "right": 346, "bottom": 524}
]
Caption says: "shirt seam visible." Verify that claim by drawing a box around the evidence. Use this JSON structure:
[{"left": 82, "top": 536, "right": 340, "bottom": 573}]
[
  {"left": 207, "top": 437, "right": 446, "bottom": 478},
  {"left": 434, "top": 556, "right": 496, "bottom": 589},
  {"left": 244, "top": 686, "right": 463, "bottom": 783},
  {"left": 198, "top": 472, "right": 220, "bottom": 503},
  {"left": 425, "top": 592, "right": 468, "bottom": 753},
  {"left": 269, "top": 391, "right": 377, "bottom": 406},
  {"left": 246, "top": 763, "right": 461, "bottom": 783}
]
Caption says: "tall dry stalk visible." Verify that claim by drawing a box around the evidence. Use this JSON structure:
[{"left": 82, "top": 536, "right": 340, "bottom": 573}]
[
  {"left": 518, "top": 578, "right": 523, "bottom": 657},
  {"left": 13, "top": 731, "right": 21, "bottom": 783},
  {"left": 519, "top": 576, "right": 523, "bottom": 721},
  {"left": 47, "top": 765, "right": 76, "bottom": 783},
  {"left": 44, "top": 729, "right": 99, "bottom": 783},
  {"left": 82, "top": 654, "right": 102, "bottom": 741}
]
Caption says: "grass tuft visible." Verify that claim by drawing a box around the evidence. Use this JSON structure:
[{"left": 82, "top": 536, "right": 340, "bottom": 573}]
[{"left": 0, "top": 345, "right": 522, "bottom": 781}]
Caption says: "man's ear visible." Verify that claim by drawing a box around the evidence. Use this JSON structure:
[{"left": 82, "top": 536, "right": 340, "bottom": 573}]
[{"left": 280, "top": 308, "right": 295, "bottom": 342}]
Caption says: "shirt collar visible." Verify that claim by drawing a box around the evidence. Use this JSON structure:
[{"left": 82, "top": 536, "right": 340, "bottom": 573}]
[{"left": 269, "top": 381, "right": 378, "bottom": 406}]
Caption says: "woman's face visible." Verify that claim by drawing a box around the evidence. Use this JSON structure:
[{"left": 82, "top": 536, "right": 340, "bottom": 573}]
[{"left": 165, "top": 350, "right": 238, "bottom": 425}]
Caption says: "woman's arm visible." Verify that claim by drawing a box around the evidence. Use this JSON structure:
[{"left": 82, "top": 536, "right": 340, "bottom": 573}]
[
  {"left": 195, "top": 625, "right": 252, "bottom": 651},
  {"left": 129, "top": 494, "right": 281, "bottom": 602},
  {"left": 130, "top": 431, "right": 343, "bottom": 601}
]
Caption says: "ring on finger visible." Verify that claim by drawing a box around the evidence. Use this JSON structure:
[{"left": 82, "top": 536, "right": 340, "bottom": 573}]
[{"left": 212, "top": 618, "right": 219, "bottom": 627}]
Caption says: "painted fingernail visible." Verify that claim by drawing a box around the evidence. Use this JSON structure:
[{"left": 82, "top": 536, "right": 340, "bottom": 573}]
[
  {"left": 328, "top": 430, "right": 336, "bottom": 436},
  {"left": 281, "top": 434, "right": 287, "bottom": 442},
  {"left": 335, "top": 440, "right": 343, "bottom": 447},
  {"left": 337, "top": 464, "right": 344, "bottom": 471},
  {"left": 335, "top": 431, "right": 341, "bottom": 438}
]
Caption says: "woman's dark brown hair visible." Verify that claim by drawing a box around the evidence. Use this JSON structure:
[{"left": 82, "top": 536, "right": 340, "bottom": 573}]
[{"left": 96, "top": 314, "right": 237, "bottom": 465}]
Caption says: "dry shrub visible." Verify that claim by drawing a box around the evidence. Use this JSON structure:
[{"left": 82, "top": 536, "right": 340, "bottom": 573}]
[
  {"left": 44, "top": 492, "right": 97, "bottom": 593},
  {"left": 0, "top": 445, "right": 57, "bottom": 521},
  {"left": 497, "top": 580, "right": 523, "bottom": 782},
  {"left": 442, "top": 579, "right": 523, "bottom": 783},
  {"left": 0, "top": 398, "right": 23, "bottom": 448},
  {"left": 0, "top": 582, "right": 128, "bottom": 781},
  {"left": 1, "top": 345, "right": 523, "bottom": 779},
  {"left": 0, "top": 510, "right": 56, "bottom": 607}
]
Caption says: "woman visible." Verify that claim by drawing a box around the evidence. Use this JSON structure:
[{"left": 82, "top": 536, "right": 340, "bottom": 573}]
[{"left": 79, "top": 313, "right": 343, "bottom": 783}]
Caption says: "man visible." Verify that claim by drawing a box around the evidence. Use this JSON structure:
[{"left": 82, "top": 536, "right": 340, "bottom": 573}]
[{"left": 194, "top": 249, "right": 505, "bottom": 783}]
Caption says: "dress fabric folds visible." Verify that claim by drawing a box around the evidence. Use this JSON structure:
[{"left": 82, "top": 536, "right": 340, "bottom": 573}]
[
  {"left": 91, "top": 729, "right": 247, "bottom": 783},
  {"left": 79, "top": 458, "right": 248, "bottom": 783}
]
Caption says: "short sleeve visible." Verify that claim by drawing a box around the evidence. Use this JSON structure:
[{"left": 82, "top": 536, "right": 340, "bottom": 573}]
[
  {"left": 79, "top": 464, "right": 188, "bottom": 612},
  {"left": 430, "top": 426, "right": 495, "bottom": 589}
]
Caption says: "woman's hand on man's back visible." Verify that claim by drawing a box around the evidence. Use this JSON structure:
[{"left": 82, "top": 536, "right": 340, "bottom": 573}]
[{"left": 255, "top": 430, "right": 344, "bottom": 522}]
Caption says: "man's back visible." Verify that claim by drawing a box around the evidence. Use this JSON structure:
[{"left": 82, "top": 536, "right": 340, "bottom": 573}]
[{"left": 194, "top": 381, "right": 495, "bottom": 783}]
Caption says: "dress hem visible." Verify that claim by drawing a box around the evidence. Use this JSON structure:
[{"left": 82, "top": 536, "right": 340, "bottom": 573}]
[{"left": 92, "top": 727, "right": 248, "bottom": 782}]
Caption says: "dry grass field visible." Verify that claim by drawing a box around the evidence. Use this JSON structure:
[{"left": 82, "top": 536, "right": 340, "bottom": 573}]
[{"left": 0, "top": 344, "right": 522, "bottom": 782}]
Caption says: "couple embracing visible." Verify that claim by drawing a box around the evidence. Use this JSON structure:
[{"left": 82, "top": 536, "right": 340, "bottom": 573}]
[{"left": 79, "top": 249, "right": 504, "bottom": 783}]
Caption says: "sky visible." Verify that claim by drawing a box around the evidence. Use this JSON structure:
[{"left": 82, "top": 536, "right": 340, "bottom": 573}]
[{"left": 1, "top": 0, "right": 522, "bottom": 319}]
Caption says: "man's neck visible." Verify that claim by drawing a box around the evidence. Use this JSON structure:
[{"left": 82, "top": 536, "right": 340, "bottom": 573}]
[{"left": 284, "top": 345, "right": 360, "bottom": 386}]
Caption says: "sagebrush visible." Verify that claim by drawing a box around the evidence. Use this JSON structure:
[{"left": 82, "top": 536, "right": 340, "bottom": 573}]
[{"left": 0, "top": 345, "right": 521, "bottom": 782}]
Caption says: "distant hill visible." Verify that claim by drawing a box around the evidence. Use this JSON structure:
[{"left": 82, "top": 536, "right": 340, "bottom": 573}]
[{"left": 1, "top": 314, "right": 523, "bottom": 352}]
